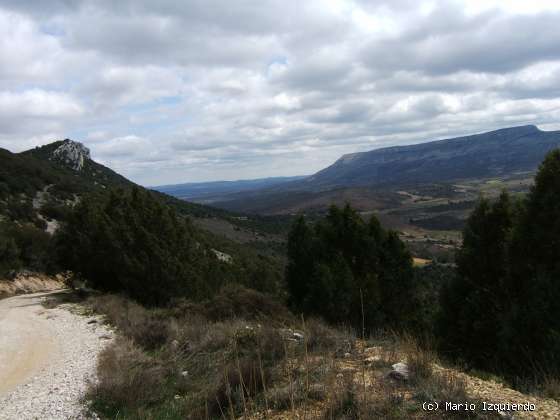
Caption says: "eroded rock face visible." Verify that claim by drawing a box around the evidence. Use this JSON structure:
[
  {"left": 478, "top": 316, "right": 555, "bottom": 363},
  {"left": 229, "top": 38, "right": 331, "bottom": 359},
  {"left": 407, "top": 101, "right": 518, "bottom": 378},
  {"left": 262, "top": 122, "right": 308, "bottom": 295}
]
[{"left": 51, "top": 140, "right": 91, "bottom": 171}]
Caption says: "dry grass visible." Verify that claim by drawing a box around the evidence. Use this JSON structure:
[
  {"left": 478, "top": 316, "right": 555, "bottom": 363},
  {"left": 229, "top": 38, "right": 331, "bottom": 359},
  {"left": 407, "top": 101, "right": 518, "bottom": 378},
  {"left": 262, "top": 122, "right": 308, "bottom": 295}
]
[
  {"left": 88, "top": 337, "right": 170, "bottom": 412},
  {"left": 541, "top": 376, "right": 560, "bottom": 401},
  {"left": 401, "top": 334, "right": 436, "bottom": 383},
  {"left": 86, "top": 294, "right": 175, "bottom": 350},
  {"left": 84, "top": 291, "right": 512, "bottom": 419}
]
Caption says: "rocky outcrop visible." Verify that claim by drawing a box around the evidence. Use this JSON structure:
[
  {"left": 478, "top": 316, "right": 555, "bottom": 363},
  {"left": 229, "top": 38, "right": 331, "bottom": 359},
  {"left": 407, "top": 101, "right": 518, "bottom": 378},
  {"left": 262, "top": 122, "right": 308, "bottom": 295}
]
[{"left": 51, "top": 139, "right": 91, "bottom": 171}]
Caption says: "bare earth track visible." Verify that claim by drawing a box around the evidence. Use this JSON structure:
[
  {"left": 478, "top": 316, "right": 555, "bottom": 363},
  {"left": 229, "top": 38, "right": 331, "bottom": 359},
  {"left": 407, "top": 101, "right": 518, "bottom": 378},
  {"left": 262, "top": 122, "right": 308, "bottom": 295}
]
[{"left": 0, "top": 291, "right": 114, "bottom": 419}]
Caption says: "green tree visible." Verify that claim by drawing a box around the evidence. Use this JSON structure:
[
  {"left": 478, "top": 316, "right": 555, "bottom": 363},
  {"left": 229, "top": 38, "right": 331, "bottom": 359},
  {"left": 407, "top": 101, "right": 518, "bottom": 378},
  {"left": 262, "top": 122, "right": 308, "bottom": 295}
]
[
  {"left": 0, "top": 234, "right": 21, "bottom": 275},
  {"left": 505, "top": 150, "right": 560, "bottom": 375},
  {"left": 56, "top": 187, "right": 218, "bottom": 305},
  {"left": 439, "top": 149, "right": 560, "bottom": 379},
  {"left": 286, "top": 216, "right": 315, "bottom": 310},
  {"left": 439, "top": 192, "right": 515, "bottom": 369},
  {"left": 285, "top": 204, "right": 415, "bottom": 331}
]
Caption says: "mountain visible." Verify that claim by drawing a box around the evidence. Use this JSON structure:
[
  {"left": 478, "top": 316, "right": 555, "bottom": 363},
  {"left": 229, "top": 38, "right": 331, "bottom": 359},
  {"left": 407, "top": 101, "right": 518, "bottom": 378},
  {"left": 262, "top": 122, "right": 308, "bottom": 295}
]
[
  {"left": 296, "top": 125, "right": 560, "bottom": 190},
  {"left": 19, "top": 139, "right": 132, "bottom": 190},
  {"left": 208, "top": 125, "right": 560, "bottom": 214},
  {"left": 0, "top": 139, "right": 291, "bottom": 238},
  {"left": 154, "top": 176, "right": 306, "bottom": 203}
]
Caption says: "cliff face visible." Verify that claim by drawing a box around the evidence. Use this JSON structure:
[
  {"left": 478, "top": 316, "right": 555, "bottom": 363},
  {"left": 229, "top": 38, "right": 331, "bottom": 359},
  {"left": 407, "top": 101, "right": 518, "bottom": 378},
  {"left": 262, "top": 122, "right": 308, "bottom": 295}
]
[{"left": 50, "top": 139, "right": 91, "bottom": 171}]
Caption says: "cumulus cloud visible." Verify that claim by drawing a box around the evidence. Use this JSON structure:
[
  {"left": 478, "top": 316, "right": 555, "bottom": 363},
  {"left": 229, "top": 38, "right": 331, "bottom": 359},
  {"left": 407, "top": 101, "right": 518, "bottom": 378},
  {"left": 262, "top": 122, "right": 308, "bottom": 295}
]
[{"left": 1, "top": 0, "right": 560, "bottom": 184}]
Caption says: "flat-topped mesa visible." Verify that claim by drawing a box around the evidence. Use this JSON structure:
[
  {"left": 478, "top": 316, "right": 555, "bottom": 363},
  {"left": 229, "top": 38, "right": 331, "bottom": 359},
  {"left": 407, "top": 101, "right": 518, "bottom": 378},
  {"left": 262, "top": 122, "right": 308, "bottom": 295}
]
[{"left": 51, "top": 139, "right": 91, "bottom": 171}]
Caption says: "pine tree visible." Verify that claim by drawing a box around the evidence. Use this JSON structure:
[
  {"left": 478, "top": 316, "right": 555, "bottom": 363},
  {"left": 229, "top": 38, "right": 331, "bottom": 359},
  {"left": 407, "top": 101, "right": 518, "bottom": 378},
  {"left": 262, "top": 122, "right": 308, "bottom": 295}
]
[
  {"left": 440, "top": 150, "right": 560, "bottom": 378},
  {"left": 56, "top": 188, "right": 213, "bottom": 305},
  {"left": 286, "top": 216, "right": 315, "bottom": 309},
  {"left": 439, "top": 192, "right": 515, "bottom": 369},
  {"left": 285, "top": 204, "right": 415, "bottom": 331},
  {"left": 506, "top": 150, "right": 560, "bottom": 375}
]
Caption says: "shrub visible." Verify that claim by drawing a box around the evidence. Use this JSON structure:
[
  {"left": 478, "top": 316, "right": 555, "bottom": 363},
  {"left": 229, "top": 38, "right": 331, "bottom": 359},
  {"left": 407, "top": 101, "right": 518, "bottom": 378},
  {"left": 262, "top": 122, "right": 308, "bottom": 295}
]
[
  {"left": 0, "top": 221, "right": 54, "bottom": 275},
  {"left": 86, "top": 294, "right": 174, "bottom": 350},
  {"left": 202, "top": 283, "right": 293, "bottom": 323},
  {"left": 304, "top": 317, "right": 355, "bottom": 355},
  {"left": 88, "top": 337, "right": 168, "bottom": 413},
  {"left": 56, "top": 187, "right": 216, "bottom": 305}
]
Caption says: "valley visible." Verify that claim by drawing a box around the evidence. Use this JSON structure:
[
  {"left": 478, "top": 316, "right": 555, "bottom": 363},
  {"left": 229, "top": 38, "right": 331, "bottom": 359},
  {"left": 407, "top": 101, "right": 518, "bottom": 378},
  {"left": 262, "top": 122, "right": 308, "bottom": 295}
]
[{"left": 155, "top": 126, "right": 554, "bottom": 263}]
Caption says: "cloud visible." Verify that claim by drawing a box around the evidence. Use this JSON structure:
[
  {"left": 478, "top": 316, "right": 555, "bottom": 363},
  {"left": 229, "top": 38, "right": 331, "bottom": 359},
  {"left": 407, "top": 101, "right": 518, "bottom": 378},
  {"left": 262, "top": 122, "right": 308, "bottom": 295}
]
[
  {"left": 0, "top": 90, "right": 83, "bottom": 148},
  {"left": 0, "top": 1, "right": 560, "bottom": 184}
]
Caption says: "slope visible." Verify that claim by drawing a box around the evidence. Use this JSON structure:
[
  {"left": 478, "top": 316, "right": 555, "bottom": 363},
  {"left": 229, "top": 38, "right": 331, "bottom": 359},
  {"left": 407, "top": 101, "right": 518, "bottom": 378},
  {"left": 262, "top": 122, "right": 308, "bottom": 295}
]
[{"left": 0, "top": 139, "right": 288, "bottom": 290}]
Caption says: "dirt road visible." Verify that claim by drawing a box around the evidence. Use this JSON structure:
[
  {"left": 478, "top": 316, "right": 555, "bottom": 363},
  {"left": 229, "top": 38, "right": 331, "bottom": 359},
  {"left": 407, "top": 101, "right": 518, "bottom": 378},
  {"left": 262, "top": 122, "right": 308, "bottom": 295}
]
[{"left": 0, "top": 291, "right": 113, "bottom": 419}]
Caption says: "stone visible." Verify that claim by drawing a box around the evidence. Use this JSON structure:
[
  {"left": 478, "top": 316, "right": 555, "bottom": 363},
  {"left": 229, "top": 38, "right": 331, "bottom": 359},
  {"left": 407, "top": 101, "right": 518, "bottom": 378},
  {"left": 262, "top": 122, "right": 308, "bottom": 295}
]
[
  {"left": 292, "top": 332, "right": 304, "bottom": 341},
  {"left": 51, "top": 139, "right": 91, "bottom": 171},
  {"left": 387, "top": 362, "right": 409, "bottom": 381},
  {"left": 365, "top": 355, "right": 381, "bottom": 364},
  {"left": 211, "top": 249, "right": 233, "bottom": 263}
]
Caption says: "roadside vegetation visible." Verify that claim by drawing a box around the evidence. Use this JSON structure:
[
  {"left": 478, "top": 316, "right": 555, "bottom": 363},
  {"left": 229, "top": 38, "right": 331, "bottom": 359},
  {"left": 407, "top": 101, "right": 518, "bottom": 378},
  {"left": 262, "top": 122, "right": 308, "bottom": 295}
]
[{"left": 81, "top": 288, "right": 501, "bottom": 419}]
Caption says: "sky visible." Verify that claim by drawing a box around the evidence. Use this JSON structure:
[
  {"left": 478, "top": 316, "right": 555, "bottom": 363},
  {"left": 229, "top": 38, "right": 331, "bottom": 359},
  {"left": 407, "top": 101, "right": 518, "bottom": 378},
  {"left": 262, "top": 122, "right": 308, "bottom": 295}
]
[{"left": 2, "top": 0, "right": 560, "bottom": 186}]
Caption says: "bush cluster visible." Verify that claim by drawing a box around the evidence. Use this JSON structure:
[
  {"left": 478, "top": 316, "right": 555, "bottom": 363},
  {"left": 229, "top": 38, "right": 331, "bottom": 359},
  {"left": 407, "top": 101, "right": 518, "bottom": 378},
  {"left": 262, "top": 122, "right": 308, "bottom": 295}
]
[
  {"left": 0, "top": 221, "right": 54, "bottom": 276},
  {"left": 55, "top": 187, "right": 227, "bottom": 305}
]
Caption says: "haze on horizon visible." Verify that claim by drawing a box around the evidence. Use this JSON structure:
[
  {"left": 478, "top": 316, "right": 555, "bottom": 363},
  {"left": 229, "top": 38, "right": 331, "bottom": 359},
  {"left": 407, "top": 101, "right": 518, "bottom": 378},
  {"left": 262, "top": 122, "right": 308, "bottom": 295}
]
[{"left": 2, "top": 0, "right": 560, "bottom": 185}]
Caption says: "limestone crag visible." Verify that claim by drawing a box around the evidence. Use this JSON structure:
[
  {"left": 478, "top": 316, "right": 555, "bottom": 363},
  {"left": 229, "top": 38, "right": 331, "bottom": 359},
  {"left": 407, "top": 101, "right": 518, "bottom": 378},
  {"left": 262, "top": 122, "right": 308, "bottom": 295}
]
[{"left": 51, "top": 139, "right": 91, "bottom": 171}]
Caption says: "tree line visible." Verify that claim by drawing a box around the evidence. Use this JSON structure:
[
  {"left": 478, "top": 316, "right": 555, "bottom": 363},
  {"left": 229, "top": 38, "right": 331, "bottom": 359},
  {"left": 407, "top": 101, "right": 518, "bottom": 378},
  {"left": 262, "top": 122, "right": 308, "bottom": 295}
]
[
  {"left": 285, "top": 204, "right": 417, "bottom": 331},
  {"left": 439, "top": 150, "right": 560, "bottom": 379}
]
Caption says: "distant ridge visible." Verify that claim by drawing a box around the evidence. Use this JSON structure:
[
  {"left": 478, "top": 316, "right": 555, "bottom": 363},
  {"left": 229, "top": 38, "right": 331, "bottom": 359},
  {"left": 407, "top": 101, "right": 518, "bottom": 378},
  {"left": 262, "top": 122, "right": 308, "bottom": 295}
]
[
  {"left": 205, "top": 125, "right": 560, "bottom": 214},
  {"left": 294, "top": 125, "right": 560, "bottom": 190},
  {"left": 154, "top": 176, "right": 306, "bottom": 202}
]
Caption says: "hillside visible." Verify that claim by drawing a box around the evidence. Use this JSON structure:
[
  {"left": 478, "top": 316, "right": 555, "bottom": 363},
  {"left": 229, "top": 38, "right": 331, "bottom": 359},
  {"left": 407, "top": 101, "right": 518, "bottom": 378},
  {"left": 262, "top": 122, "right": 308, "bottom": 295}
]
[
  {"left": 0, "top": 139, "right": 289, "bottom": 294},
  {"left": 1, "top": 139, "right": 290, "bottom": 238}
]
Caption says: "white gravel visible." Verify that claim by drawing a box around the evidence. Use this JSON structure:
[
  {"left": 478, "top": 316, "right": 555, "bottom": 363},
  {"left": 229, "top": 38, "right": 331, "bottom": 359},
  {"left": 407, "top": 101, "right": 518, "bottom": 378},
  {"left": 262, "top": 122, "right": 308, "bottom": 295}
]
[{"left": 0, "top": 292, "right": 114, "bottom": 420}]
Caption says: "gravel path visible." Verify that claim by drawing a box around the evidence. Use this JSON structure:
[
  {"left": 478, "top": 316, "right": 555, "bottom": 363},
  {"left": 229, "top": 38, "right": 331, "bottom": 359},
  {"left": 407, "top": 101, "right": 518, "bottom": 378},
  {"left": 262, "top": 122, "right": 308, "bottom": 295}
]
[{"left": 0, "top": 291, "right": 114, "bottom": 419}]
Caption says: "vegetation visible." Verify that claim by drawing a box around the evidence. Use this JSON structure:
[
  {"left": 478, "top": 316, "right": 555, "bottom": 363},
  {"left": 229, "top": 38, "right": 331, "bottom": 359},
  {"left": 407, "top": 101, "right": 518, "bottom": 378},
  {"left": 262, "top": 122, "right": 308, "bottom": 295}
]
[
  {"left": 439, "top": 149, "right": 560, "bottom": 382},
  {"left": 0, "top": 221, "right": 54, "bottom": 276},
  {"left": 54, "top": 187, "right": 285, "bottom": 306},
  {"left": 46, "top": 290, "right": 499, "bottom": 420},
  {"left": 55, "top": 188, "right": 231, "bottom": 305},
  {"left": 286, "top": 204, "right": 416, "bottom": 332}
]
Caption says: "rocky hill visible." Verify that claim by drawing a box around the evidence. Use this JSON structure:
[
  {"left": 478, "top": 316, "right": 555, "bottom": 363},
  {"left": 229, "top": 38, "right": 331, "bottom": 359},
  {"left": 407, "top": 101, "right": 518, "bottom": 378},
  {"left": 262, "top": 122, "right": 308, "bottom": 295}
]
[
  {"left": 0, "top": 139, "right": 291, "bottom": 252},
  {"left": 1, "top": 139, "right": 252, "bottom": 223}
]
